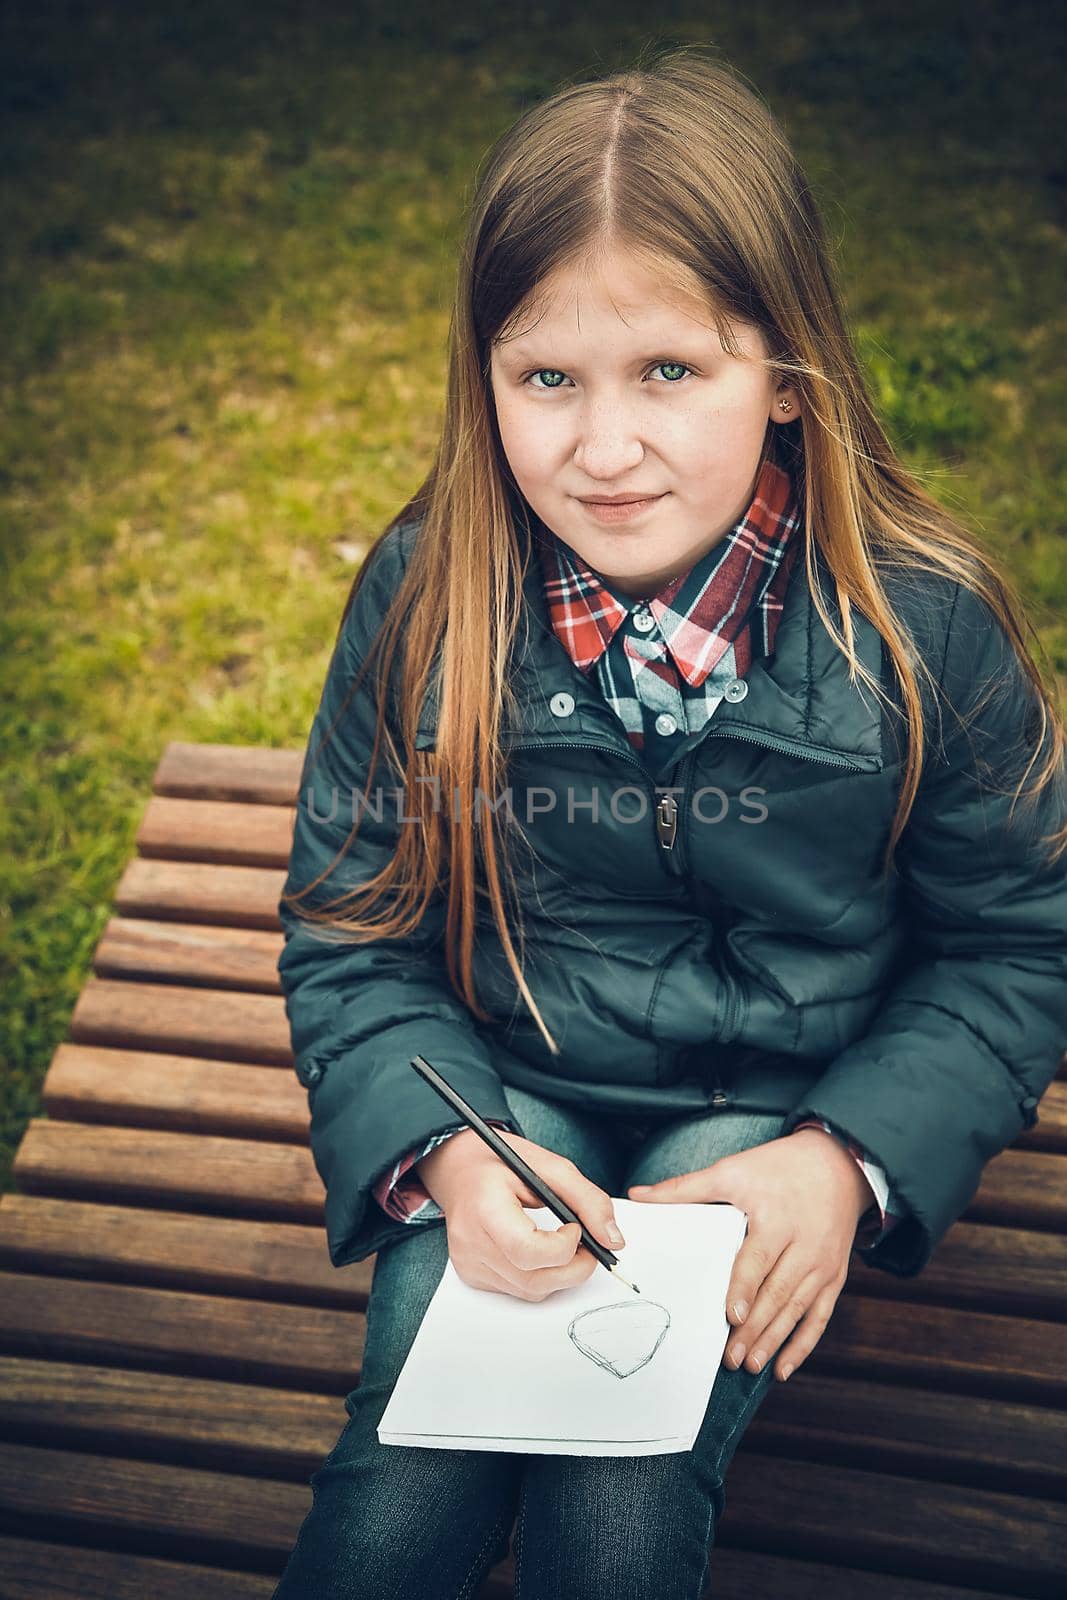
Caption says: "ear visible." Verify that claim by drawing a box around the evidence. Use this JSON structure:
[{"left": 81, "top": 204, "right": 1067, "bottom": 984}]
[{"left": 771, "top": 385, "right": 800, "bottom": 422}]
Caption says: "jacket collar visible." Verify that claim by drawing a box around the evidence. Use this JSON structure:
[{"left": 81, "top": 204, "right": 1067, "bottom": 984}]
[{"left": 414, "top": 515, "right": 886, "bottom": 773}]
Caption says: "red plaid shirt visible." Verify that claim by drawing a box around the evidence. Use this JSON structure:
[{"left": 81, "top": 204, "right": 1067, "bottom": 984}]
[{"left": 373, "top": 456, "right": 901, "bottom": 1250}]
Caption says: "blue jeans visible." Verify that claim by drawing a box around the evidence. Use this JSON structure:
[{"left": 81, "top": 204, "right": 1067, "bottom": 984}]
[{"left": 272, "top": 1085, "right": 787, "bottom": 1600}]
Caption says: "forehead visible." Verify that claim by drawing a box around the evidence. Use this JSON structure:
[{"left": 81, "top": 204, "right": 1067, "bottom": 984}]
[{"left": 491, "top": 252, "right": 743, "bottom": 355}]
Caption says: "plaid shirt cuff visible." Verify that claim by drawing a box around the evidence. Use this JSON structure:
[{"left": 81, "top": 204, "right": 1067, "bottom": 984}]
[
  {"left": 373, "top": 1120, "right": 514, "bottom": 1222},
  {"left": 792, "top": 1117, "right": 901, "bottom": 1247}
]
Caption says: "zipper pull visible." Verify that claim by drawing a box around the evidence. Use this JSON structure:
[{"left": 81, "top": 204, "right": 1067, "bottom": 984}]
[{"left": 655, "top": 793, "right": 678, "bottom": 850}]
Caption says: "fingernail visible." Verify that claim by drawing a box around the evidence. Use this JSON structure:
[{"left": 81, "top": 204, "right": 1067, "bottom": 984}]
[
  {"left": 732, "top": 1299, "right": 749, "bottom": 1322},
  {"left": 729, "top": 1344, "right": 746, "bottom": 1368},
  {"left": 781, "top": 1363, "right": 794, "bottom": 1381},
  {"left": 607, "top": 1223, "right": 625, "bottom": 1247}
]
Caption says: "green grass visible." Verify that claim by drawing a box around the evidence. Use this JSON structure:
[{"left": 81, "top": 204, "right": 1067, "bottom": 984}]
[{"left": 2, "top": 0, "right": 1065, "bottom": 1190}]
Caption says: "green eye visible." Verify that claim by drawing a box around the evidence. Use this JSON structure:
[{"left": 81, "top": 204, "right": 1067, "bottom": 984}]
[{"left": 523, "top": 362, "right": 694, "bottom": 388}]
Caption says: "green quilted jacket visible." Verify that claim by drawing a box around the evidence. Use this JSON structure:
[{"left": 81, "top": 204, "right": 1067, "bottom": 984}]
[{"left": 278, "top": 516, "right": 1067, "bottom": 1278}]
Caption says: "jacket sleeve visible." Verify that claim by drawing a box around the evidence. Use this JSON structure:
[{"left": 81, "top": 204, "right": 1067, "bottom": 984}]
[
  {"left": 277, "top": 526, "right": 525, "bottom": 1268},
  {"left": 780, "top": 581, "right": 1067, "bottom": 1278}
]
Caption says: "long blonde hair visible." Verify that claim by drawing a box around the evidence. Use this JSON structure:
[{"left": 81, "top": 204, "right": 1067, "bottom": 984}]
[{"left": 282, "top": 43, "right": 1066, "bottom": 1058}]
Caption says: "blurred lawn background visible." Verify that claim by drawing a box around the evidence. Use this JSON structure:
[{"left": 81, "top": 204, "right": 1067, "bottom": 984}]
[{"left": 2, "top": 0, "right": 1065, "bottom": 1191}]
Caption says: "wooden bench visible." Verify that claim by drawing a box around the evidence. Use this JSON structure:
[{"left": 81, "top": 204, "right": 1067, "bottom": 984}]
[{"left": 1, "top": 738, "right": 1065, "bottom": 1599}]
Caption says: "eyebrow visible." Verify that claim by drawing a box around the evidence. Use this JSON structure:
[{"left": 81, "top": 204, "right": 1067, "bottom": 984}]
[{"left": 494, "top": 341, "right": 709, "bottom": 367}]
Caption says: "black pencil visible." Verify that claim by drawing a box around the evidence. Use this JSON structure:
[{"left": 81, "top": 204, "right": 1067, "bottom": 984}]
[{"left": 410, "top": 1053, "right": 641, "bottom": 1295}]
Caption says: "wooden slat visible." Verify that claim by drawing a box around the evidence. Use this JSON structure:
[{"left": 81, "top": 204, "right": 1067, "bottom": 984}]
[
  {"left": 137, "top": 796, "right": 294, "bottom": 868},
  {"left": 698, "top": 1548, "right": 1037, "bottom": 1600},
  {"left": 41, "top": 1045, "right": 308, "bottom": 1140},
  {"left": 12, "top": 1122, "right": 322, "bottom": 1222},
  {"left": 2, "top": 1354, "right": 1063, "bottom": 1503},
  {"left": 821, "top": 1294, "right": 1067, "bottom": 1404},
  {"left": 720, "top": 1452, "right": 1067, "bottom": 1597},
  {"left": 0, "top": 1357, "right": 339, "bottom": 1479},
  {"left": 854, "top": 1217, "right": 1067, "bottom": 1321},
  {"left": 153, "top": 740, "right": 302, "bottom": 805},
  {"left": 962, "top": 1147, "right": 1067, "bottom": 1230},
  {"left": 0, "top": 1441, "right": 305, "bottom": 1564},
  {"left": 0, "top": 1271, "right": 362, "bottom": 1390},
  {"left": 93, "top": 917, "right": 283, "bottom": 991},
  {"left": 0, "top": 1537, "right": 277, "bottom": 1599},
  {"left": 114, "top": 859, "right": 284, "bottom": 929},
  {"left": 743, "top": 1369, "right": 1067, "bottom": 1496},
  {"left": 70, "top": 980, "right": 290, "bottom": 1063},
  {"left": 0, "top": 1195, "right": 368, "bottom": 1305}
]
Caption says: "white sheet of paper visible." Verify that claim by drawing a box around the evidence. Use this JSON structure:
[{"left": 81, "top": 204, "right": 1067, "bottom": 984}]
[{"left": 377, "top": 1197, "right": 748, "bottom": 1456}]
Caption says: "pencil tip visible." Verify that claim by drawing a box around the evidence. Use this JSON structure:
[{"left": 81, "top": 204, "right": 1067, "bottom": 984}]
[{"left": 610, "top": 1264, "right": 641, "bottom": 1295}]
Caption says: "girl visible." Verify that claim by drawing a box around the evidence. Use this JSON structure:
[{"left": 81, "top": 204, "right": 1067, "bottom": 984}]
[{"left": 272, "top": 45, "right": 1067, "bottom": 1600}]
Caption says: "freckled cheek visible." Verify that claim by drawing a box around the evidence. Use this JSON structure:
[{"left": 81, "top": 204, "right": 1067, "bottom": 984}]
[
  {"left": 501, "top": 414, "right": 573, "bottom": 479},
  {"left": 494, "top": 408, "right": 547, "bottom": 477},
  {"left": 655, "top": 423, "right": 732, "bottom": 484}
]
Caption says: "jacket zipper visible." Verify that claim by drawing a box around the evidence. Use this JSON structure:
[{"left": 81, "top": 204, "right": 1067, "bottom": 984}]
[
  {"left": 701, "top": 724, "right": 872, "bottom": 771},
  {"left": 501, "top": 738, "right": 689, "bottom": 875}
]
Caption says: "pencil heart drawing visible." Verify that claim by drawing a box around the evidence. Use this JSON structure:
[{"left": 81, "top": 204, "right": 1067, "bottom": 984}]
[{"left": 567, "top": 1299, "right": 671, "bottom": 1378}]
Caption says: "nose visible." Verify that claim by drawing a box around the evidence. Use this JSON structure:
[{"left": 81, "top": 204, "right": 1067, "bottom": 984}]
[{"left": 571, "top": 399, "right": 646, "bottom": 481}]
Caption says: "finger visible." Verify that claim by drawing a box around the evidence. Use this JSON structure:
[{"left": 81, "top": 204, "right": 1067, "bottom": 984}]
[
  {"left": 455, "top": 1214, "right": 566, "bottom": 1300},
  {"left": 527, "top": 1234, "right": 603, "bottom": 1298},
  {"left": 462, "top": 1255, "right": 531, "bottom": 1298},
  {"left": 479, "top": 1173, "right": 580, "bottom": 1273},
  {"left": 484, "top": 1203, "right": 599, "bottom": 1299},
  {"left": 754, "top": 1282, "right": 840, "bottom": 1381},
  {"left": 724, "top": 1259, "right": 826, "bottom": 1374},
  {"left": 628, "top": 1170, "right": 711, "bottom": 1203},
  {"left": 725, "top": 1230, "right": 789, "bottom": 1327},
  {"left": 488, "top": 1227, "right": 600, "bottom": 1301},
  {"left": 733, "top": 1248, "right": 823, "bottom": 1360}
]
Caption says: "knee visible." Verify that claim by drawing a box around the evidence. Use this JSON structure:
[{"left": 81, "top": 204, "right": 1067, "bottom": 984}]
[
  {"left": 515, "top": 1459, "right": 712, "bottom": 1600},
  {"left": 284, "top": 1451, "right": 457, "bottom": 1596}
]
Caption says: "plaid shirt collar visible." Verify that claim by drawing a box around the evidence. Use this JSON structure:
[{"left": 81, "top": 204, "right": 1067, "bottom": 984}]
[{"left": 533, "top": 455, "right": 801, "bottom": 685}]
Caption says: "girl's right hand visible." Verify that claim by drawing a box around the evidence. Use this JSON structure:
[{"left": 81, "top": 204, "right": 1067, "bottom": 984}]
[{"left": 415, "top": 1128, "right": 626, "bottom": 1301}]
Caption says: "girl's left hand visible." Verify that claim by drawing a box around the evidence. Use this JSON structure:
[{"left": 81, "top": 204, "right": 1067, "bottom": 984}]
[{"left": 627, "top": 1126, "right": 872, "bottom": 1382}]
